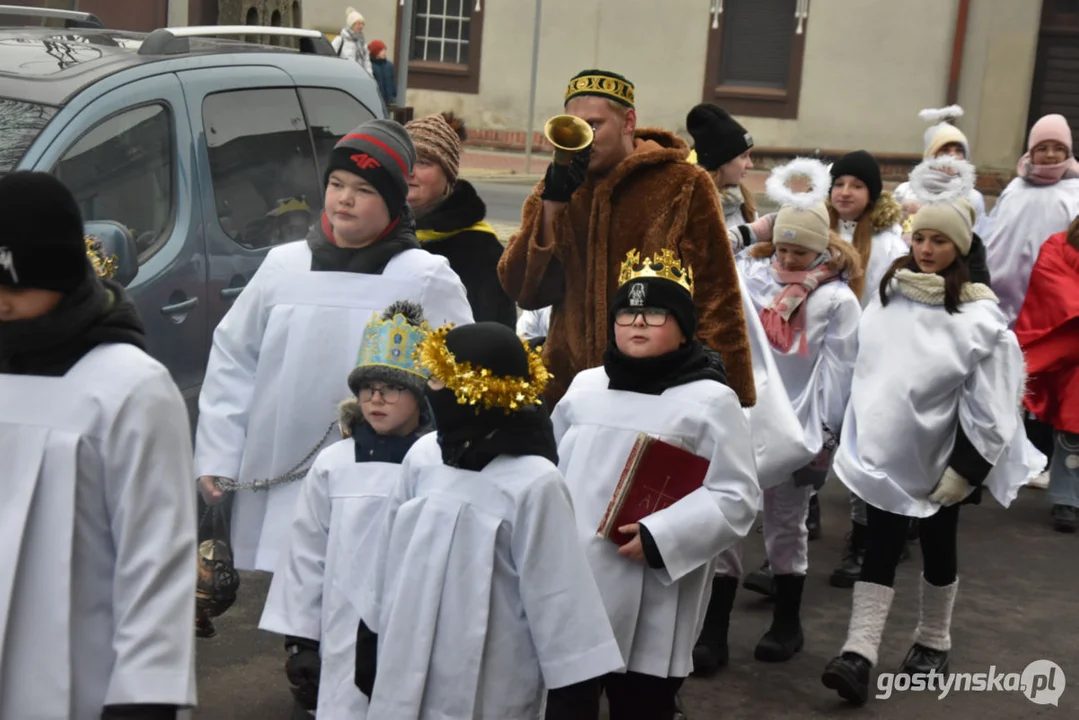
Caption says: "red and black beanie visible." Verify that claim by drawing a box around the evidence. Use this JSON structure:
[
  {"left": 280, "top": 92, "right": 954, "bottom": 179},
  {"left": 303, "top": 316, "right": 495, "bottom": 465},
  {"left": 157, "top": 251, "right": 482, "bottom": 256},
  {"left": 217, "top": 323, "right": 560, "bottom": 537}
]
[{"left": 326, "top": 118, "right": 416, "bottom": 218}]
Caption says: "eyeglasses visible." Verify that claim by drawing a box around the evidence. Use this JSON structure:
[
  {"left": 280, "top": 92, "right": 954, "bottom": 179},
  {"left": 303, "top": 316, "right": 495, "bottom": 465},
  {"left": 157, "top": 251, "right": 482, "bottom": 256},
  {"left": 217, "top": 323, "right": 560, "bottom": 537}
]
[
  {"left": 614, "top": 307, "right": 671, "bottom": 327},
  {"left": 359, "top": 384, "right": 404, "bottom": 403}
]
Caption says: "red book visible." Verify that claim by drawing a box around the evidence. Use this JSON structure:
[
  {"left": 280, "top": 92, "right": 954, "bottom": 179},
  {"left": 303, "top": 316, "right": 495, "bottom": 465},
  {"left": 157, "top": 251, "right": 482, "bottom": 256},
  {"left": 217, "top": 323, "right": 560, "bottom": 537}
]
[{"left": 597, "top": 433, "right": 711, "bottom": 546}]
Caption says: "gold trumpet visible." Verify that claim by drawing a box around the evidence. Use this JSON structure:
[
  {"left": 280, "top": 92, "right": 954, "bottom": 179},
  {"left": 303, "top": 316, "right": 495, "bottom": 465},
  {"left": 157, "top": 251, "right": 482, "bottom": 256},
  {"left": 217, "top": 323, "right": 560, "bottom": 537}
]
[{"left": 544, "top": 115, "right": 594, "bottom": 165}]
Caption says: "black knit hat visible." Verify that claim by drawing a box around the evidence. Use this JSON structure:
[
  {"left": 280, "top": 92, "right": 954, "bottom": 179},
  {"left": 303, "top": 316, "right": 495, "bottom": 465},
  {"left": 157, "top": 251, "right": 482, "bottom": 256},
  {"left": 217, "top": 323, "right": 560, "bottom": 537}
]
[
  {"left": 686, "top": 104, "right": 754, "bottom": 171},
  {"left": 0, "top": 171, "right": 88, "bottom": 293},
  {"left": 830, "top": 150, "right": 883, "bottom": 204},
  {"left": 325, "top": 118, "right": 416, "bottom": 218},
  {"left": 611, "top": 276, "right": 697, "bottom": 340}
]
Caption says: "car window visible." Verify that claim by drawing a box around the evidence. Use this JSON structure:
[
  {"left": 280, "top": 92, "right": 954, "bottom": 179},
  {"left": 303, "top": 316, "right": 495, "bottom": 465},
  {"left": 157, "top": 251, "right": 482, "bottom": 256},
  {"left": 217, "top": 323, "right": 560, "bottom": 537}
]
[
  {"left": 53, "top": 103, "right": 173, "bottom": 263},
  {"left": 298, "top": 87, "right": 377, "bottom": 176},
  {"left": 0, "top": 97, "right": 58, "bottom": 173},
  {"left": 202, "top": 88, "right": 321, "bottom": 249}
]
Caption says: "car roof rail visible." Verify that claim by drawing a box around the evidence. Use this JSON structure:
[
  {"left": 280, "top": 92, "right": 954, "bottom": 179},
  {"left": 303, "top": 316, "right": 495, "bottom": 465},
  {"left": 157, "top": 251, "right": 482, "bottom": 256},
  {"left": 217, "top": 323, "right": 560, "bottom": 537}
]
[
  {"left": 0, "top": 4, "right": 104, "bottom": 28},
  {"left": 138, "top": 26, "right": 335, "bottom": 57}
]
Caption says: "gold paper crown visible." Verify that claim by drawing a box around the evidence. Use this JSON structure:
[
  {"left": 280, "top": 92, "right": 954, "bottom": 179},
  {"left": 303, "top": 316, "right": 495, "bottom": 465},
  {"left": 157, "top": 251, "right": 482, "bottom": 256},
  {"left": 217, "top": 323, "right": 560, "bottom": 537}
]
[
  {"left": 618, "top": 248, "right": 694, "bottom": 296},
  {"left": 565, "top": 71, "right": 635, "bottom": 107},
  {"left": 416, "top": 324, "right": 551, "bottom": 413},
  {"left": 85, "top": 236, "right": 118, "bottom": 280}
]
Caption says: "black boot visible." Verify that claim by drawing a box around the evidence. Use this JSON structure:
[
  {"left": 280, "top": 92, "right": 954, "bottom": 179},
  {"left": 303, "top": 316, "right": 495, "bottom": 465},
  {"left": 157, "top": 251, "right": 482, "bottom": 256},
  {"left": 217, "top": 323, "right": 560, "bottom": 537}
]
[
  {"left": 691, "top": 575, "right": 738, "bottom": 677},
  {"left": 742, "top": 561, "right": 776, "bottom": 598},
  {"left": 822, "top": 652, "right": 872, "bottom": 705},
  {"left": 899, "top": 643, "right": 950, "bottom": 676},
  {"left": 1053, "top": 504, "right": 1077, "bottom": 533},
  {"left": 754, "top": 574, "right": 805, "bottom": 662},
  {"left": 829, "top": 521, "right": 866, "bottom": 588},
  {"left": 806, "top": 494, "right": 821, "bottom": 541}
]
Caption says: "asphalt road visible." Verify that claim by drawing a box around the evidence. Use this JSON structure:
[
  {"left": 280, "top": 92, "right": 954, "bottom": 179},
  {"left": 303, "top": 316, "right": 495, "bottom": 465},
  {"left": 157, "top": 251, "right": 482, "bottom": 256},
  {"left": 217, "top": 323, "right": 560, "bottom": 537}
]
[{"left": 194, "top": 480, "right": 1078, "bottom": 718}]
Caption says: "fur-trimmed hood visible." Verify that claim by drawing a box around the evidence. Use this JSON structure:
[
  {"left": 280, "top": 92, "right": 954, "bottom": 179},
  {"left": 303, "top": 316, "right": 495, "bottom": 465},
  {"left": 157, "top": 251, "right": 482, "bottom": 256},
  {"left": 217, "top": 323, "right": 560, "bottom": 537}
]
[{"left": 596, "top": 127, "right": 692, "bottom": 191}]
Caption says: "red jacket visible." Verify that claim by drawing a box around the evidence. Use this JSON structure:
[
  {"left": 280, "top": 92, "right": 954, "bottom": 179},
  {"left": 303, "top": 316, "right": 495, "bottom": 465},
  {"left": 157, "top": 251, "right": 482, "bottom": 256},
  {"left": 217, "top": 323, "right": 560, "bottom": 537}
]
[{"left": 1015, "top": 232, "right": 1079, "bottom": 433}]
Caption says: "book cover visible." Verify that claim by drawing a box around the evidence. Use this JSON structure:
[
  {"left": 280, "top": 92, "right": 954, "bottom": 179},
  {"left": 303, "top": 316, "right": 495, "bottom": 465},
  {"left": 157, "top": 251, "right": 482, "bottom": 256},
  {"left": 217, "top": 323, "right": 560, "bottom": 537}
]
[{"left": 597, "top": 433, "right": 710, "bottom": 546}]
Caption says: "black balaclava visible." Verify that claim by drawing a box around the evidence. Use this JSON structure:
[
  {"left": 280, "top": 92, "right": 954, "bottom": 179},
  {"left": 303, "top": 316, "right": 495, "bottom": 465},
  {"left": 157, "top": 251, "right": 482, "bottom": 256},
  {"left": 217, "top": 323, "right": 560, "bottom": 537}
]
[
  {"left": 602, "top": 276, "right": 727, "bottom": 395},
  {"left": 426, "top": 322, "right": 558, "bottom": 471}
]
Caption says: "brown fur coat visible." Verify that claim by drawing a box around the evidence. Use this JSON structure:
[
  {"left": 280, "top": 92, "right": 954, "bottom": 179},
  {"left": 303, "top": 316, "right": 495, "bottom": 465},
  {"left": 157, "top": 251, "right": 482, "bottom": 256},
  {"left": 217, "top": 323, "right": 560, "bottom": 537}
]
[{"left": 498, "top": 128, "right": 755, "bottom": 407}]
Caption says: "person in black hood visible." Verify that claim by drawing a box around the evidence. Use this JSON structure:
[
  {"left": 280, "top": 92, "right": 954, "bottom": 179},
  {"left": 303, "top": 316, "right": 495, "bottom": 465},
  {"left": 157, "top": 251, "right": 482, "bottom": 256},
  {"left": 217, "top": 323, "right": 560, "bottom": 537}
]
[
  {"left": 0, "top": 172, "right": 145, "bottom": 375},
  {"left": 406, "top": 112, "right": 517, "bottom": 328},
  {"left": 0, "top": 171, "right": 197, "bottom": 719}
]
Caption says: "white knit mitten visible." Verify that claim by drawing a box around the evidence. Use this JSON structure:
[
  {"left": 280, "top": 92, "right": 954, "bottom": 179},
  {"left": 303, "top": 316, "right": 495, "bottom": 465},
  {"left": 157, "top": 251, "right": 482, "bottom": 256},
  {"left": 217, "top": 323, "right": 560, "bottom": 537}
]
[{"left": 928, "top": 467, "right": 971, "bottom": 506}]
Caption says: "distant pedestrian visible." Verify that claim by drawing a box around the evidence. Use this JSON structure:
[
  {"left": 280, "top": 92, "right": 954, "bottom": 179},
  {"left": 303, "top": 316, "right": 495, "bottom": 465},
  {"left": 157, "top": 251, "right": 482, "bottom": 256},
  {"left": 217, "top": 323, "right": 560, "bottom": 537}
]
[
  {"left": 332, "top": 7, "right": 372, "bottom": 74},
  {"left": 368, "top": 40, "right": 396, "bottom": 106}
]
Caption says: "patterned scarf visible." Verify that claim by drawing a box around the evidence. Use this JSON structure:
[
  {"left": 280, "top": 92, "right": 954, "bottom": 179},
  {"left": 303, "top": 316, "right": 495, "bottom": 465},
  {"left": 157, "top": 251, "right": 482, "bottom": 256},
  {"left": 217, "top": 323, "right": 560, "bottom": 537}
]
[{"left": 759, "top": 255, "right": 839, "bottom": 355}]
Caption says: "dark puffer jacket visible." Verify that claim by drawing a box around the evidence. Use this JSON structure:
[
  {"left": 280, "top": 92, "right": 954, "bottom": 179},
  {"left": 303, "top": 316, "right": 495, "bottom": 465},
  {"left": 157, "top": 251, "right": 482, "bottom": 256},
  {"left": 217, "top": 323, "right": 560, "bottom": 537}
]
[{"left": 415, "top": 180, "right": 516, "bottom": 328}]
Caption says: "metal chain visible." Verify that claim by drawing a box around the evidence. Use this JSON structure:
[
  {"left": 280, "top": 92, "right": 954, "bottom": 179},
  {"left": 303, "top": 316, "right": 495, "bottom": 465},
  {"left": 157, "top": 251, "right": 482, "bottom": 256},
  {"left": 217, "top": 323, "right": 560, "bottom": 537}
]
[{"left": 213, "top": 420, "right": 339, "bottom": 492}]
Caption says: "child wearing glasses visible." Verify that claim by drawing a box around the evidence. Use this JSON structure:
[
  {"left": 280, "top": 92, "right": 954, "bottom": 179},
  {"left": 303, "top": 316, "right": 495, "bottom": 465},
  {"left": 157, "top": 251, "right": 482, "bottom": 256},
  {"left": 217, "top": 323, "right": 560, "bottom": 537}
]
[
  {"left": 546, "top": 249, "right": 760, "bottom": 719},
  {"left": 260, "top": 300, "right": 433, "bottom": 717}
]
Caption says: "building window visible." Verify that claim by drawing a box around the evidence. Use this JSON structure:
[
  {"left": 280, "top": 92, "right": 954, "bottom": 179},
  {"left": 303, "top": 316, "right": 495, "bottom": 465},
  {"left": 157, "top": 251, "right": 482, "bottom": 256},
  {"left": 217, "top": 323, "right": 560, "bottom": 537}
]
[
  {"left": 702, "top": 0, "right": 809, "bottom": 120},
  {"left": 395, "top": 0, "right": 485, "bottom": 94},
  {"left": 53, "top": 104, "right": 174, "bottom": 263}
]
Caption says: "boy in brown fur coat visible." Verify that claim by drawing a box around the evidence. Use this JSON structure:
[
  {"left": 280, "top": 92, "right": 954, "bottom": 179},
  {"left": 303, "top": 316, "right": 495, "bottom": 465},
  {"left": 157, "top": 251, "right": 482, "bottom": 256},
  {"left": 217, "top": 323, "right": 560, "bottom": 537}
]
[{"left": 498, "top": 69, "right": 755, "bottom": 407}]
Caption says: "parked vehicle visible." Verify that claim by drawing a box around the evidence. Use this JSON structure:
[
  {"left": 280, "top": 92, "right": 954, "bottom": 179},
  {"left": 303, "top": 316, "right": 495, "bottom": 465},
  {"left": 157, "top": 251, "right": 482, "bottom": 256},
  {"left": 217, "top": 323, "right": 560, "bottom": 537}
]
[{"left": 0, "top": 15, "right": 386, "bottom": 426}]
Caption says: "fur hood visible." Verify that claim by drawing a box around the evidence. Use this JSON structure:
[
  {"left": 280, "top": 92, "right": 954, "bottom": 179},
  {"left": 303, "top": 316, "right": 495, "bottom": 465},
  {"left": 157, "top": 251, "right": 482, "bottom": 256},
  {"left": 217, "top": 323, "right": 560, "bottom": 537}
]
[
  {"left": 597, "top": 128, "right": 693, "bottom": 191},
  {"left": 828, "top": 190, "right": 903, "bottom": 234}
]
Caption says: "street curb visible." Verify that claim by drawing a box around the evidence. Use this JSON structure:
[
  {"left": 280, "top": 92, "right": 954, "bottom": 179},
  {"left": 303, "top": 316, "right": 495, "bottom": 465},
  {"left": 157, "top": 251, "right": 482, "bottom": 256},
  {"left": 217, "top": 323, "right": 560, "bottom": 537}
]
[{"left": 460, "top": 171, "right": 544, "bottom": 185}]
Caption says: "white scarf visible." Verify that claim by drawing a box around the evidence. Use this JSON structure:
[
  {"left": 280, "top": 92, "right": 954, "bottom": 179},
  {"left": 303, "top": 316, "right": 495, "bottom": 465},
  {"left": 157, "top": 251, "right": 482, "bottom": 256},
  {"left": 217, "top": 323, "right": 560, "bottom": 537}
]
[{"left": 893, "top": 268, "right": 998, "bottom": 306}]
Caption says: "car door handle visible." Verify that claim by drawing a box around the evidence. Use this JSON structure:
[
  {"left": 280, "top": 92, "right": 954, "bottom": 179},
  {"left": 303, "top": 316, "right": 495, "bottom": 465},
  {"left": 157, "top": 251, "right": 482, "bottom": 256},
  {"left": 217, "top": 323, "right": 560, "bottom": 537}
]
[
  {"left": 161, "top": 297, "right": 199, "bottom": 315},
  {"left": 221, "top": 286, "right": 245, "bottom": 299}
]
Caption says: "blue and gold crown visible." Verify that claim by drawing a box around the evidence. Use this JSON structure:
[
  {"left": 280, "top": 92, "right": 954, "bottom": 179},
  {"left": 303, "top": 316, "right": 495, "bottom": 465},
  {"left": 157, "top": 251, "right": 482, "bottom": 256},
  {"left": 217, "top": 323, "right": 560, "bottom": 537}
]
[{"left": 356, "top": 310, "right": 431, "bottom": 378}]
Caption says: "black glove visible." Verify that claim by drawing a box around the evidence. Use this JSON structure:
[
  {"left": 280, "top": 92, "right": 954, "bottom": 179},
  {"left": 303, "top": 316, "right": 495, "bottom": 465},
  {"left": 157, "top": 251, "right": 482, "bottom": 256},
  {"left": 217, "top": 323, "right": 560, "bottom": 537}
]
[
  {"left": 355, "top": 619, "right": 379, "bottom": 698},
  {"left": 285, "top": 636, "right": 321, "bottom": 711},
  {"left": 101, "top": 706, "right": 177, "bottom": 720},
  {"left": 540, "top": 145, "right": 591, "bottom": 203}
]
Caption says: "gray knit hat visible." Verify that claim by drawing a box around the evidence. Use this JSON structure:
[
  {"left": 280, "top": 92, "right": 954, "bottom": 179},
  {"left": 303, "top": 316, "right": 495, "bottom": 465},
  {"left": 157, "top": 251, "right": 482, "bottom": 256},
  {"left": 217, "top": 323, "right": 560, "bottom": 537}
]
[
  {"left": 326, "top": 118, "right": 416, "bottom": 217},
  {"left": 347, "top": 300, "right": 430, "bottom": 403}
]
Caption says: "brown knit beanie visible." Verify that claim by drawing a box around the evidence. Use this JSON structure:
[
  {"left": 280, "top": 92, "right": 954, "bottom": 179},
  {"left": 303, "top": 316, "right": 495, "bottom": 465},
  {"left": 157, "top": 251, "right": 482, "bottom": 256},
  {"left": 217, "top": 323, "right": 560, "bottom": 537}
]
[{"left": 405, "top": 113, "right": 462, "bottom": 184}]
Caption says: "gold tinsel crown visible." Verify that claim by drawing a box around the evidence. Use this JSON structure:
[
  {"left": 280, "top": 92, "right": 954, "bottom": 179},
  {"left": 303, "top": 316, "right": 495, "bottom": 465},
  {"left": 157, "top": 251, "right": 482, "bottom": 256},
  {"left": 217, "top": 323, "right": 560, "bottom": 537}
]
[
  {"left": 618, "top": 248, "right": 694, "bottom": 296},
  {"left": 85, "top": 236, "right": 118, "bottom": 280},
  {"left": 416, "top": 324, "right": 551, "bottom": 413}
]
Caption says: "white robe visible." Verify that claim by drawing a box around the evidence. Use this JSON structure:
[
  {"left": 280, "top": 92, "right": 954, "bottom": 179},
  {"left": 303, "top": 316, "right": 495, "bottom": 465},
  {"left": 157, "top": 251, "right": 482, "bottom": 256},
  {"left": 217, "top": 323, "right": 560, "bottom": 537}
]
[
  {"left": 260, "top": 439, "right": 400, "bottom": 719},
  {"left": 738, "top": 255, "right": 862, "bottom": 452},
  {"left": 0, "top": 344, "right": 197, "bottom": 719},
  {"left": 354, "top": 434, "right": 624, "bottom": 719},
  {"left": 551, "top": 368, "right": 760, "bottom": 678},
  {"left": 834, "top": 291, "right": 1043, "bottom": 517},
  {"left": 516, "top": 307, "right": 551, "bottom": 340},
  {"left": 837, "top": 219, "right": 909, "bottom": 309},
  {"left": 194, "top": 242, "right": 473, "bottom": 571},
  {"left": 976, "top": 177, "right": 1079, "bottom": 327}
]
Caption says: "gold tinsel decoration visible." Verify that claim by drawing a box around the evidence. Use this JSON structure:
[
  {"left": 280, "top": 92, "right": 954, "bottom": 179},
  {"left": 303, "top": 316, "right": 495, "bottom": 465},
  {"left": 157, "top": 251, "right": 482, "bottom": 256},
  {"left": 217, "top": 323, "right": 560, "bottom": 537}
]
[
  {"left": 85, "top": 236, "right": 118, "bottom": 280},
  {"left": 416, "top": 324, "right": 551, "bottom": 412}
]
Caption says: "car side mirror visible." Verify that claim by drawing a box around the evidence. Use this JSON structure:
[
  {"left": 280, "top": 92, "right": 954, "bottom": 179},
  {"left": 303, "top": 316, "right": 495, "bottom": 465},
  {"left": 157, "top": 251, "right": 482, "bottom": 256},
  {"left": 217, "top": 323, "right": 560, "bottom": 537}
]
[{"left": 84, "top": 220, "right": 139, "bottom": 287}]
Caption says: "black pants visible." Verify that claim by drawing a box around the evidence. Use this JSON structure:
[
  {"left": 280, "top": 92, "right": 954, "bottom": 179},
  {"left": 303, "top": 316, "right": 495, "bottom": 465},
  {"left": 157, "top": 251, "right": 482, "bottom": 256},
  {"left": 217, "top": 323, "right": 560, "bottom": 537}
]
[
  {"left": 861, "top": 503, "right": 960, "bottom": 588},
  {"left": 544, "top": 672, "right": 684, "bottom": 720}
]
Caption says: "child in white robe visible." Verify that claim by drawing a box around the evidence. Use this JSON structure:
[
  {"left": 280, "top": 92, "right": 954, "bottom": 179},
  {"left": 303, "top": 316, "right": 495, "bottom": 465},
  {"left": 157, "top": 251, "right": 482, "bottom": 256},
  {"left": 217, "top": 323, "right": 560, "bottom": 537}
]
[
  {"left": 0, "top": 172, "right": 197, "bottom": 719},
  {"left": 259, "top": 300, "right": 432, "bottom": 717},
  {"left": 698, "top": 200, "right": 862, "bottom": 669},
  {"left": 194, "top": 118, "right": 472, "bottom": 573},
  {"left": 354, "top": 321, "right": 624, "bottom": 720},
  {"left": 550, "top": 249, "right": 760, "bottom": 718},
  {"left": 822, "top": 195, "right": 1041, "bottom": 706}
]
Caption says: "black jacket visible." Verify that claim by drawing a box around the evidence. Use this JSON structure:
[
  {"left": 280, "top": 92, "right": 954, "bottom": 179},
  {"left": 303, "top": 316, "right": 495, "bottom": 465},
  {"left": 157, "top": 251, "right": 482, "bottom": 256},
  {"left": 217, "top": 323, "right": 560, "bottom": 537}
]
[{"left": 415, "top": 180, "right": 517, "bottom": 328}]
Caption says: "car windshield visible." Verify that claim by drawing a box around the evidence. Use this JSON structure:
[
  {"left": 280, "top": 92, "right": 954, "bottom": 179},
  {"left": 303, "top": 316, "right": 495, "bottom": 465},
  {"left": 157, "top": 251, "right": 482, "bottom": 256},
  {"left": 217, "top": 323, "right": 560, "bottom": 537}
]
[{"left": 0, "top": 97, "right": 57, "bottom": 173}]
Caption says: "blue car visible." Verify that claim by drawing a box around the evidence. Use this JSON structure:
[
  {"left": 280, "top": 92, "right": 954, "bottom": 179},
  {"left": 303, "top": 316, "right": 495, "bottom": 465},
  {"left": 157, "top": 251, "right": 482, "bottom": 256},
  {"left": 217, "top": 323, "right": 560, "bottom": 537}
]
[{"left": 0, "top": 20, "right": 387, "bottom": 426}]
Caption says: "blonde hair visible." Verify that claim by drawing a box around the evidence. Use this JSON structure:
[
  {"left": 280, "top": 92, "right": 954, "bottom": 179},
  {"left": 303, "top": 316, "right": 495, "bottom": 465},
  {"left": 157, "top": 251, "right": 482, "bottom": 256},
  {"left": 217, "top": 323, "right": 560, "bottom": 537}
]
[
  {"left": 748, "top": 230, "right": 864, "bottom": 280},
  {"left": 739, "top": 181, "right": 757, "bottom": 222}
]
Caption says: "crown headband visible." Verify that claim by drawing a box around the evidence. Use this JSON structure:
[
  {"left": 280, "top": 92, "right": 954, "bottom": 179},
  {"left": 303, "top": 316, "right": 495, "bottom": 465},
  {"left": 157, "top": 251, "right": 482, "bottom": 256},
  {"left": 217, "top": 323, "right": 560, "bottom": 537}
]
[
  {"left": 565, "top": 73, "right": 635, "bottom": 107},
  {"left": 356, "top": 311, "right": 432, "bottom": 379},
  {"left": 618, "top": 248, "right": 694, "bottom": 296},
  {"left": 417, "top": 325, "right": 550, "bottom": 413}
]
